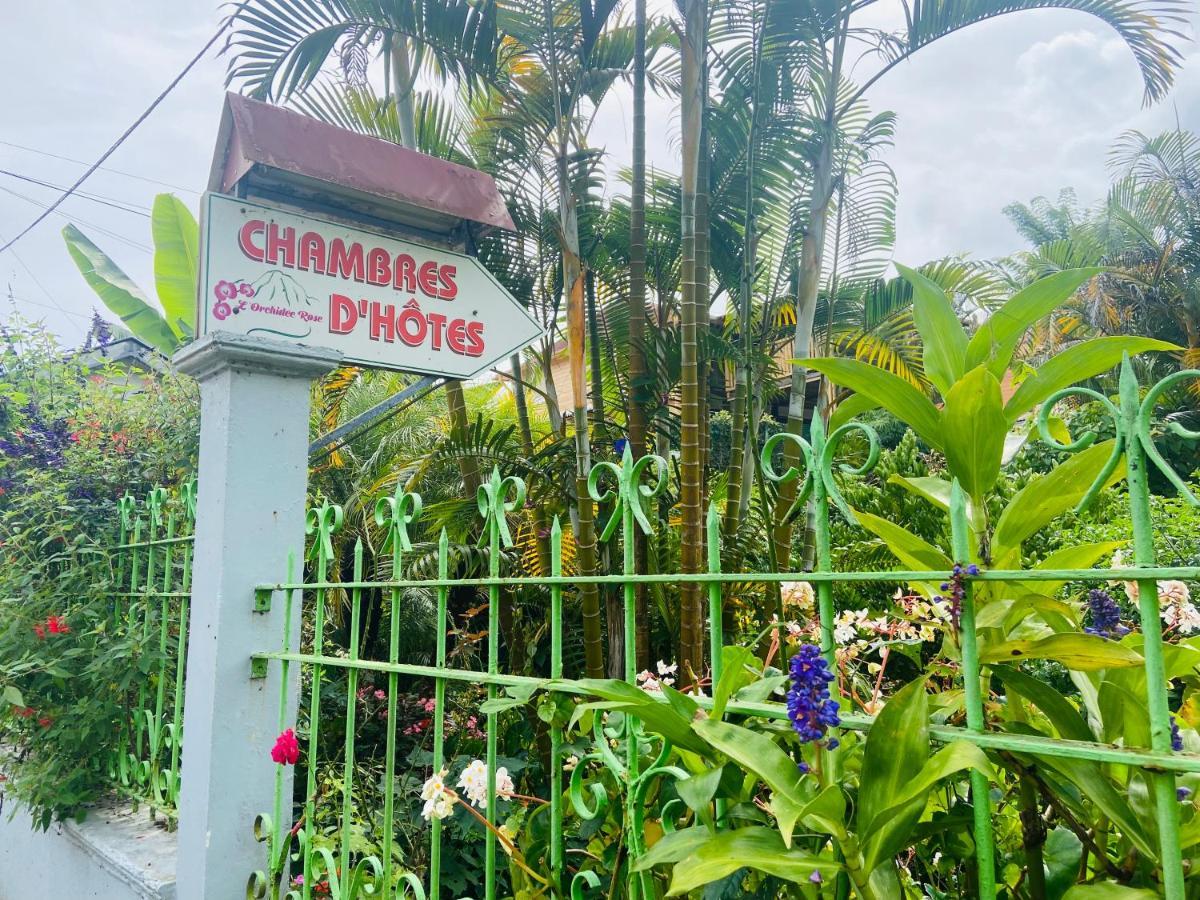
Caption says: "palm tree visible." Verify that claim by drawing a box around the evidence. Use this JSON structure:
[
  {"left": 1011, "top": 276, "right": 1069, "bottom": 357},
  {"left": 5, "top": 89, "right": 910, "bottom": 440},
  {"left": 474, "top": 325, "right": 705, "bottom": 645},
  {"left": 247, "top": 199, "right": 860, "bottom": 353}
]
[{"left": 769, "top": 0, "right": 1188, "bottom": 568}]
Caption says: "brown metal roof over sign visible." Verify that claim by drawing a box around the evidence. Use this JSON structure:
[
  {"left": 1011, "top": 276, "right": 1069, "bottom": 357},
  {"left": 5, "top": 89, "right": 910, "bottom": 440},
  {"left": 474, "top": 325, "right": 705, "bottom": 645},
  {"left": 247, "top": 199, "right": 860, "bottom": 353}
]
[{"left": 208, "top": 93, "right": 515, "bottom": 242}]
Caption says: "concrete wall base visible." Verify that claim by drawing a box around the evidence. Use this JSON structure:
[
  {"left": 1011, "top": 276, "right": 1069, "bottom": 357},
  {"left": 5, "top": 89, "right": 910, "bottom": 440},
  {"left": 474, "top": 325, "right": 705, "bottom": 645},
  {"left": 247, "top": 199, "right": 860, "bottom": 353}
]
[{"left": 0, "top": 798, "right": 176, "bottom": 900}]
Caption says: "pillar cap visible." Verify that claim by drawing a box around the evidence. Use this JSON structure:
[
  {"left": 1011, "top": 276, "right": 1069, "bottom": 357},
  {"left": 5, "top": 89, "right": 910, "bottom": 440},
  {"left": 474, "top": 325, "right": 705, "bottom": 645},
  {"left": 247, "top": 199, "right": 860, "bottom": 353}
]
[{"left": 174, "top": 332, "right": 343, "bottom": 382}]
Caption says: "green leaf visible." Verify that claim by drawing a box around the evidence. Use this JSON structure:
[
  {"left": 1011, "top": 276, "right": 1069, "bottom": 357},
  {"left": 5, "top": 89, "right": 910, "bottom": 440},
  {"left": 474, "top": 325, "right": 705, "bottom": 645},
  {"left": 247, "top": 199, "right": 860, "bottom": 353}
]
[
  {"left": 965, "top": 269, "right": 1100, "bottom": 376},
  {"left": 862, "top": 741, "right": 993, "bottom": 870},
  {"left": 857, "top": 676, "right": 930, "bottom": 869},
  {"left": 711, "top": 646, "right": 753, "bottom": 720},
  {"left": 1043, "top": 827, "right": 1083, "bottom": 900},
  {"left": 799, "top": 357, "right": 943, "bottom": 450},
  {"left": 677, "top": 766, "right": 724, "bottom": 814},
  {"left": 63, "top": 224, "right": 179, "bottom": 355},
  {"left": 632, "top": 826, "right": 710, "bottom": 872},
  {"left": 3, "top": 684, "right": 24, "bottom": 708},
  {"left": 940, "top": 366, "right": 1006, "bottom": 499},
  {"left": 992, "top": 441, "right": 1124, "bottom": 563},
  {"left": 567, "top": 678, "right": 707, "bottom": 753},
  {"left": 828, "top": 392, "right": 879, "bottom": 432},
  {"left": 852, "top": 510, "right": 953, "bottom": 573},
  {"left": 1005, "top": 336, "right": 1179, "bottom": 423},
  {"left": 1061, "top": 883, "right": 1160, "bottom": 899},
  {"left": 665, "top": 828, "right": 837, "bottom": 895},
  {"left": 897, "top": 263, "right": 967, "bottom": 396},
  {"left": 691, "top": 718, "right": 806, "bottom": 844},
  {"left": 1002, "top": 541, "right": 1124, "bottom": 599},
  {"left": 151, "top": 194, "right": 199, "bottom": 340},
  {"left": 889, "top": 474, "right": 984, "bottom": 532},
  {"left": 980, "top": 633, "right": 1142, "bottom": 670}
]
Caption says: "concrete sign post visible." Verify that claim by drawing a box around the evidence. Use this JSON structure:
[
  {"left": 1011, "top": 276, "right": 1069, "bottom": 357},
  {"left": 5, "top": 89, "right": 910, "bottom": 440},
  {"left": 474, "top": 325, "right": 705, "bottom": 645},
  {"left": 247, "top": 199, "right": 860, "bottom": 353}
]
[{"left": 174, "top": 93, "right": 539, "bottom": 898}]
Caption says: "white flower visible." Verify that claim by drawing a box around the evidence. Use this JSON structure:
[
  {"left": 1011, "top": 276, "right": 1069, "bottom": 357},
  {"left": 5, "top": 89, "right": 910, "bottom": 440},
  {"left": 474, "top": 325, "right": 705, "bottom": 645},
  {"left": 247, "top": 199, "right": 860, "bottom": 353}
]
[
  {"left": 1165, "top": 599, "right": 1200, "bottom": 635},
  {"left": 656, "top": 660, "right": 678, "bottom": 677},
  {"left": 419, "top": 770, "right": 455, "bottom": 820},
  {"left": 637, "top": 670, "right": 663, "bottom": 693},
  {"left": 1161, "top": 580, "right": 1191, "bottom": 606},
  {"left": 785, "top": 621, "right": 805, "bottom": 640},
  {"left": 687, "top": 686, "right": 708, "bottom": 699},
  {"left": 833, "top": 617, "right": 857, "bottom": 645},
  {"left": 563, "top": 755, "right": 579, "bottom": 772},
  {"left": 862, "top": 698, "right": 884, "bottom": 716},
  {"left": 456, "top": 759, "right": 514, "bottom": 809},
  {"left": 780, "top": 581, "right": 815, "bottom": 611}
]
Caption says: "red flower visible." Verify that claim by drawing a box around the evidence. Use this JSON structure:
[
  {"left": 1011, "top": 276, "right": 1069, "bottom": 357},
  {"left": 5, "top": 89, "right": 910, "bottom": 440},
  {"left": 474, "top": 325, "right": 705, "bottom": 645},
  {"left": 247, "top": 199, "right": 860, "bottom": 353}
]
[
  {"left": 46, "top": 615, "right": 69, "bottom": 635},
  {"left": 32, "top": 624, "right": 45, "bottom": 640},
  {"left": 13, "top": 706, "right": 34, "bottom": 718},
  {"left": 270, "top": 728, "right": 300, "bottom": 765},
  {"left": 37, "top": 717, "right": 51, "bottom": 728}
]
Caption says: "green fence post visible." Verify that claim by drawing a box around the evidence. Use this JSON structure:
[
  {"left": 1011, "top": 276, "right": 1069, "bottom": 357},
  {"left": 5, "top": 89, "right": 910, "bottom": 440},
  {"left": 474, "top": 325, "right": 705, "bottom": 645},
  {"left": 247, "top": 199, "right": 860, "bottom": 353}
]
[
  {"left": 950, "top": 480, "right": 996, "bottom": 899},
  {"left": 302, "top": 500, "right": 343, "bottom": 900},
  {"left": 1122, "top": 358, "right": 1186, "bottom": 897},
  {"left": 549, "top": 517, "right": 564, "bottom": 894},
  {"left": 432, "top": 528, "right": 449, "bottom": 899},
  {"left": 478, "top": 468, "right": 526, "bottom": 900},
  {"left": 375, "top": 485, "right": 422, "bottom": 900}
]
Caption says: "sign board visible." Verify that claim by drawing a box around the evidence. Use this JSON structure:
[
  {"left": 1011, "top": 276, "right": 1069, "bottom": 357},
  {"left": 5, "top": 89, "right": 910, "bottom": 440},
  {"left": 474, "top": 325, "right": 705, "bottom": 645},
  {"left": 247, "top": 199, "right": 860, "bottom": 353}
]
[{"left": 197, "top": 193, "right": 542, "bottom": 378}]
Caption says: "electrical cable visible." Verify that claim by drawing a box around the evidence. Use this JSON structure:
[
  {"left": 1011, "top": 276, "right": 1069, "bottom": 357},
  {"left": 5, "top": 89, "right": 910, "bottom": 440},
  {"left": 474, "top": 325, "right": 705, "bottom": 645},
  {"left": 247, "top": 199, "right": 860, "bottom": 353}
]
[
  {"left": 0, "top": 15, "right": 230, "bottom": 255},
  {"left": 0, "top": 169, "right": 151, "bottom": 217}
]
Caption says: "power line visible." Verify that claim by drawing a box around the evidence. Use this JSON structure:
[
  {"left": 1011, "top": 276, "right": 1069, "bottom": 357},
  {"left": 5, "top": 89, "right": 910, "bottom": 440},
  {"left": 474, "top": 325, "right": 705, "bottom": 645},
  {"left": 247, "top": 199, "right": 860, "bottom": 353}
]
[
  {"left": 0, "top": 169, "right": 152, "bottom": 217},
  {"left": 6, "top": 292, "right": 93, "bottom": 322},
  {"left": 0, "top": 15, "right": 230, "bottom": 256},
  {"left": 0, "top": 140, "right": 201, "bottom": 196},
  {"left": 0, "top": 184, "right": 152, "bottom": 253}
]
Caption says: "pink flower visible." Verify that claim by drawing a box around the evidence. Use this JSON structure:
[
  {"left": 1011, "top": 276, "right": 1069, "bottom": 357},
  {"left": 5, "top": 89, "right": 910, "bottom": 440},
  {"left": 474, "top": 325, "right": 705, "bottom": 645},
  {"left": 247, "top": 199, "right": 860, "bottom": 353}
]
[
  {"left": 238, "top": 282, "right": 255, "bottom": 297},
  {"left": 422, "top": 698, "right": 436, "bottom": 713},
  {"left": 212, "top": 300, "right": 232, "bottom": 321},
  {"left": 374, "top": 689, "right": 386, "bottom": 700},
  {"left": 214, "top": 280, "right": 237, "bottom": 301},
  {"left": 271, "top": 728, "right": 300, "bottom": 765}
]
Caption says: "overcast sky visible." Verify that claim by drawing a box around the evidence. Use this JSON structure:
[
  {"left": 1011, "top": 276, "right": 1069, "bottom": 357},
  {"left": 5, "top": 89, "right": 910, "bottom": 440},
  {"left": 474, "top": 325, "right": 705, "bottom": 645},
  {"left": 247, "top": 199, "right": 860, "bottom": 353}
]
[{"left": 1, "top": 2, "right": 1197, "bottom": 345}]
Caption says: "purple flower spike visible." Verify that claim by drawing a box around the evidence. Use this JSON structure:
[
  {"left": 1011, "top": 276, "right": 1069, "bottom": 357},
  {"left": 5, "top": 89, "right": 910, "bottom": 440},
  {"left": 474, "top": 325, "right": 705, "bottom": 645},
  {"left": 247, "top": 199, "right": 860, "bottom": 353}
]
[{"left": 786, "top": 645, "right": 840, "bottom": 758}]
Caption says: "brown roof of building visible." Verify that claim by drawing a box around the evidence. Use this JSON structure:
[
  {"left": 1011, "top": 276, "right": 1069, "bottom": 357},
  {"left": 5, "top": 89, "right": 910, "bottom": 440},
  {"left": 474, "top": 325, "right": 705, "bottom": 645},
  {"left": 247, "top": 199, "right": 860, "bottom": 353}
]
[{"left": 208, "top": 93, "right": 516, "bottom": 238}]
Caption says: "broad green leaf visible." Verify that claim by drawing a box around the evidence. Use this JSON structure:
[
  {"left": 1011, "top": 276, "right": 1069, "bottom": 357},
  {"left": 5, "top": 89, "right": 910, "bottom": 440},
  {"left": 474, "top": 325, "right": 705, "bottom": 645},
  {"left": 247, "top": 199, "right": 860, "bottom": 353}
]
[
  {"left": 677, "top": 766, "right": 724, "bottom": 814},
  {"left": 1098, "top": 679, "right": 1150, "bottom": 747},
  {"left": 862, "top": 741, "right": 993, "bottom": 870},
  {"left": 1061, "top": 883, "right": 1160, "bottom": 899},
  {"left": 151, "top": 194, "right": 199, "bottom": 340},
  {"left": 665, "top": 828, "right": 837, "bottom": 895},
  {"left": 857, "top": 676, "right": 929, "bottom": 869},
  {"left": 941, "top": 366, "right": 1006, "bottom": 499},
  {"left": 980, "top": 633, "right": 1142, "bottom": 670},
  {"left": 63, "top": 224, "right": 179, "bottom": 355},
  {"left": 567, "top": 679, "right": 707, "bottom": 753},
  {"left": 632, "top": 826, "right": 710, "bottom": 872},
  {"left": 992, "top": 441, "right": 1124, "bottom": 563},
  {"left": 691, "top": 718, "right": 806, "bottom": 843},
  {"left": 799, "top": 357, "right": 943, "bottom": 450},
  {"left": 734, "top": 675, "right": 787, "bottom": 704},
  {"left": 711, "top": 645, "right": 753, "bottom": 720},
  {"left": 1043, "top": 827, "right": 1083, "bottom": 900},
  {"left": 897, "top": 263, "right": 967, "bottom": 396},
  {"left": 1005, "top": 336, "right": 1179, "bottom": 423},
  {"left": 3, "top": 684, "right": 24, "bottom": 708},
  {"left": 852, "top": 510, "right": 953, "bottom": 572},
  {"left": 1036, "top": 753, "right": 1156, "bottom": 860},
  {"left": 991, "top": 667, "right": 1093, "bottom": 742},
  {"left": 966, "top": 269, "right": 1100, "bottom": 376},
  {"left": 828, "top": 392, "right": 879, "bottom": 432},
  {"left": 889, "top": 475, "right": 984, "bottom": 532},
  {"left": 1002, "top": 541, "right": 1124, "bottom": 599}
]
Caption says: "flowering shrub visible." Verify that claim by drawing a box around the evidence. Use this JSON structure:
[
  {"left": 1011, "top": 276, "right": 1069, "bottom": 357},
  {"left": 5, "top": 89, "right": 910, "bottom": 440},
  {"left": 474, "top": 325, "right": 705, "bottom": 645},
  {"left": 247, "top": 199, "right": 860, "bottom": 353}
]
[{"left": 0, "top": 320, "right": 197, "bottom": 827}]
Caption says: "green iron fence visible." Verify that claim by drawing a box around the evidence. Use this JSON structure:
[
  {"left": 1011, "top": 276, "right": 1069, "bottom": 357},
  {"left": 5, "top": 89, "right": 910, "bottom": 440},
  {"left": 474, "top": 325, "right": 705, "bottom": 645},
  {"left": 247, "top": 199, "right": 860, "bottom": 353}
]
[
  {"left": 244, "top": 363, "right": 1200, "bottom": 899},
  {"left": 107, "top": 480, "right": 196, "bottom": 823}
]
